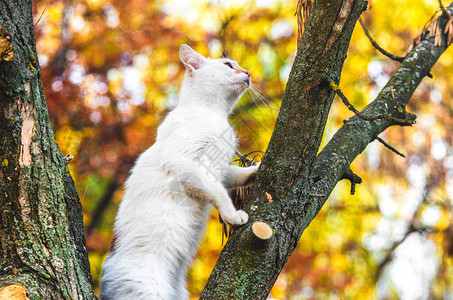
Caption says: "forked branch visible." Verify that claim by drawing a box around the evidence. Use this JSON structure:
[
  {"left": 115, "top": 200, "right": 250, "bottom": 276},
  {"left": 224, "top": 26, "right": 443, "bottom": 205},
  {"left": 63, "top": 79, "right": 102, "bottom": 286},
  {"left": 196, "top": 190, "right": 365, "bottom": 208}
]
[{"left": 327, "top": 79, "right": 416, "bottom": 126}]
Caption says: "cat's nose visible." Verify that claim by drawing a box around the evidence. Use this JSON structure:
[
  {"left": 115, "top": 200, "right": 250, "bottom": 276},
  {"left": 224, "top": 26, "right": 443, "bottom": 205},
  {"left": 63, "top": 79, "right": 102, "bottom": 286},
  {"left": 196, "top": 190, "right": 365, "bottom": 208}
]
[{"left": 244, "top": 70, "right": 250, "bottom": 77}]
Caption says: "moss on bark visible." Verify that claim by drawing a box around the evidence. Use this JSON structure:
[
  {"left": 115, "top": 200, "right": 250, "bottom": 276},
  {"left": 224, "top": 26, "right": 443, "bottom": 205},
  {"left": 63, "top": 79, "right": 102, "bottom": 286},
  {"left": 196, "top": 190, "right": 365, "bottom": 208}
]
[
  {"left": 202, "top": 2, "right": 453, "bottom": 299},
  {"left": 201, "top": 0, "right": 367, "bottom": 299},
  {"left": 0, "top": 1, "right": 95, "bottom": 299}
]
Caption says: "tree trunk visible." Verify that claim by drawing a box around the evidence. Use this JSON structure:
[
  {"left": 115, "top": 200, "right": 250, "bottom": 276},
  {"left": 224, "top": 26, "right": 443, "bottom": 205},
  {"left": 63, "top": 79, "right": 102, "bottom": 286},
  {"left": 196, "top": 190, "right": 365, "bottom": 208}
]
[
  {"left": 201, "top": 1, "right": 453, "bottom": 299},
  {"left": 0, "top": 0, "right": 96, "bottom": 299}
]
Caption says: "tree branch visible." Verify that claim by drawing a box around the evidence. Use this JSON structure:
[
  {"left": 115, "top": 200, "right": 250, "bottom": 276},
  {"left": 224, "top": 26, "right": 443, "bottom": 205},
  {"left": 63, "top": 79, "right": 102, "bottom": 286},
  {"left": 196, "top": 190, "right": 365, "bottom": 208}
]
[
  {"left": 376, "top": 136, "right": 405, "bottom": 158},
  {"left": 310, "top": 1, "right": 453, "bottom": 227},
  {"left": 328, "top": 78, "right": 416, "bottom": 125},
  {"left": 374, "top": 180, "right": 437, "bottom": 282},
  {"left": 86, "top": 177, "right": 120, "bottom": 235},
  {"left": 201, "top": 0, "right": 368, "bottom": 298},
  {"left": 358, "top": 16, "right": 405, "bottom": 62},
  {"left": 202, "top": 2, "right": 453, "bottom": 298}
]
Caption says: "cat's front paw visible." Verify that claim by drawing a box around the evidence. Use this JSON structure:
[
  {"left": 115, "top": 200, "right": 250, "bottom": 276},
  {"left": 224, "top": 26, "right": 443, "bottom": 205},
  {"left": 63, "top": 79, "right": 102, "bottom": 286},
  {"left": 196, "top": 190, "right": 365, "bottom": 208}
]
[
  {"left": 245, "top": 162, "right": 260, "bottom": 184},
  {"left": 249, "top": 161, "right": 261, "bottom": 173},
  {"left": 223, "top": 210, "right": 249, "bottom": 226}
]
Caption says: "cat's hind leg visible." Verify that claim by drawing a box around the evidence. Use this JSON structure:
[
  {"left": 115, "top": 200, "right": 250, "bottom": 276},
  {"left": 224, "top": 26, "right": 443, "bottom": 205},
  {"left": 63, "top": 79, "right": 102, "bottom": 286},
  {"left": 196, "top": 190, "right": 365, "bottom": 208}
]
[{"left": 101, "top": 258, "right": 174, "bottom": 300}]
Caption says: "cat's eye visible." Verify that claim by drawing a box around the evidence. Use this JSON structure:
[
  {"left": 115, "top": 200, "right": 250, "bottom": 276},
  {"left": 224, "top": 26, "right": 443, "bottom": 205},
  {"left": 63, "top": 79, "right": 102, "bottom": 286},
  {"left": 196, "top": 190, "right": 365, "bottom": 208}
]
[{"left": 224, "top": 62, "right": 234, "bottom": 69}]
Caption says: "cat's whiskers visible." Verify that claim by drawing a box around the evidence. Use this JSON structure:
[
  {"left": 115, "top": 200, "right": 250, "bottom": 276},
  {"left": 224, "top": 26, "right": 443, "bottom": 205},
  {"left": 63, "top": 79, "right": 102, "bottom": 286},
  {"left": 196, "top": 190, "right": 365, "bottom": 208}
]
[
  {"left": 248, "top": 84, "right": 270, "bottom": 107},
  {"left": 236, "top": 82, "right": 245, "bottom": 96},
  {"left": 231, "top": 80, "right": 249, "bottom": 94}
]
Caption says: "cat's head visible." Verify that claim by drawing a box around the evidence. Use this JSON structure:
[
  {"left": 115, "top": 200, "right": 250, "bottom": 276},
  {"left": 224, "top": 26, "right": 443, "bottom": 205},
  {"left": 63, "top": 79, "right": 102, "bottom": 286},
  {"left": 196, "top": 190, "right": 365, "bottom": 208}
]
[{"left": 179, "top": 44, "right": 251, "bottom": 111}]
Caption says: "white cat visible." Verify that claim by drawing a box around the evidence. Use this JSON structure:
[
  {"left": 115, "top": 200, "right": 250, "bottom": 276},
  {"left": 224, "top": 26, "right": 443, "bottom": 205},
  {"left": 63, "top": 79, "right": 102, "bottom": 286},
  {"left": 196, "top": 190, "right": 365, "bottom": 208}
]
[{"left": 100, "top": 44, "right": 259, "bottom": 300}]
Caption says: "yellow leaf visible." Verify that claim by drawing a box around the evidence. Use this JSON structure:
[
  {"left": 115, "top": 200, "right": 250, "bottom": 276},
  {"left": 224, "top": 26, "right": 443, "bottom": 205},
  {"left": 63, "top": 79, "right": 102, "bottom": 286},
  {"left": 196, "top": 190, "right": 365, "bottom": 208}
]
[{"left": 265, "top": 192, "right": 273, "bottom": 202}]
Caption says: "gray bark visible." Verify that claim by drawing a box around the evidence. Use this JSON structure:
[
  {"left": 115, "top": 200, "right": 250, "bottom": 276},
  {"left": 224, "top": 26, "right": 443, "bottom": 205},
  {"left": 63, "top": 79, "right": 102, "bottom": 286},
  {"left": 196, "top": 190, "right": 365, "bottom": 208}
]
[
  {"left": 201, "top": 1, "right": 453, "bottom": 299},
  {"left": 0, "top": 0, "right": 96, "bottom": 298}
]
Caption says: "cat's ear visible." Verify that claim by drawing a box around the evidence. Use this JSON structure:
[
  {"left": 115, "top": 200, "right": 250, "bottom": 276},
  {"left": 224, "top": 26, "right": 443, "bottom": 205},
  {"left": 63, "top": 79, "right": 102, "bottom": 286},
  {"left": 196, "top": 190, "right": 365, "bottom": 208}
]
[{"left": 179, "top": 44, "right": 206, "bottom": 71}]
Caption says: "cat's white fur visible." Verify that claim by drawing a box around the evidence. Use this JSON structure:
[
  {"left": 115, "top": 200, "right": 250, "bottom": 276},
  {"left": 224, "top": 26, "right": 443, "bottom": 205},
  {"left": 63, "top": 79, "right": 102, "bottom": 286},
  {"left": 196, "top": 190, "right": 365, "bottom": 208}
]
[{"left": 100, "top": 44, "right": 258, "bottom": 300}]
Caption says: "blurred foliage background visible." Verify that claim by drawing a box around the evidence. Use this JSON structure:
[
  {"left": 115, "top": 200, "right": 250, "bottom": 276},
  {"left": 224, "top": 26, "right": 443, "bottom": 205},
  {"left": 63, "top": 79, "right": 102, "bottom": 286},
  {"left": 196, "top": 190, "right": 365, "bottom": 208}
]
[{"left": 32, "top": 0, "right": 452, "bottom": 298}]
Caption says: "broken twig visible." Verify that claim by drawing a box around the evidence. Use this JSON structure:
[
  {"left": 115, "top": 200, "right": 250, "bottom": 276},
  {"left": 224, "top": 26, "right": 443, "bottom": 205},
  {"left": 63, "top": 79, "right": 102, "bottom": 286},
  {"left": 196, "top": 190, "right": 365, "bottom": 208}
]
[
  {"left": 341, "top": 168, "right": 362, "bottom": 195},
  {"left": 34, "top": 5, "right": 48, "bottom": 26},
  {"left": 64, "top": 154, "right": 74, "bottom": 163},
  {"left": 439, "top": 0, "right": 447, "bottom": 15},
  {"left": 235, "top": 150, "right": 258, "bottom": 167},
  {"left": 376, "top": 136, "right": 405, "bottom": 158},
  {"left": 359, "top": 17, "right": 405, "bottom": 63}
]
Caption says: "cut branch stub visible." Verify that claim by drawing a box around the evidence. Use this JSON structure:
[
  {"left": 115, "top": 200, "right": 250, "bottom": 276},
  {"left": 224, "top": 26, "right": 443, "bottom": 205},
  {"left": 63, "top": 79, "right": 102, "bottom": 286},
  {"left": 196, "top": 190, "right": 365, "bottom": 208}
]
[
  {"left": 64, "top": 153, "right": 74, "bottom": 163},
  {"left": 0, "top": 284, "right": 29, "bottom": 300},
  {"left": 341, "top": 168, "right": 362, "bottom": 195},
  {"left": 250, "top": 221, "right": 274, "bottom": 249}
]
